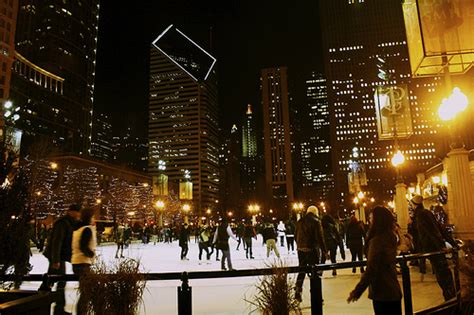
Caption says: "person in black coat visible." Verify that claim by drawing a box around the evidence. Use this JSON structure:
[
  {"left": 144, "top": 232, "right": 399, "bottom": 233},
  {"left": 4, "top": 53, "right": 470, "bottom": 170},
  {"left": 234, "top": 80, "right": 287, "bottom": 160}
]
[
  {"left": 179, "top": 223, "right": 190, "bottom": 260},
  {"left": 42, "top": 204, "right": 81, "bottom": 315},
  {"left": 322, "top": 214, "right": 341, "bottom": 276},
  {"left": 410, "top": 195, "right": 457, "bottom": 300},
  {"left": 346, "top": 215, "right": 365, "bottom": 273}
]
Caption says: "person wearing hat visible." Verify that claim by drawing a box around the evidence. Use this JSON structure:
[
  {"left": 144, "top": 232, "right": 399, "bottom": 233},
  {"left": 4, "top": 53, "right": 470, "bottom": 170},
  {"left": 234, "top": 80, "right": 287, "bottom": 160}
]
[
  {"left": 42, "top": 204, "right": 81, "bottom": 315},
  {"left": 294, "top": 205, "right": 326, "bottom": 303},
  {"left": 410, "top": 195, "right": 457, "bottom": 300}
]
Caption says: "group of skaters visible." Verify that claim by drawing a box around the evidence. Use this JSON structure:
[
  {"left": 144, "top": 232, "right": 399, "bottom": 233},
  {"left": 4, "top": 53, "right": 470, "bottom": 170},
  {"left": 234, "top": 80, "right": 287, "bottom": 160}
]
[
  {"left": 287, "top": 195, "right": 458, "bottom": 315},
  {"left": 37, "top": 192, "right": 458, "bottom": 315}
]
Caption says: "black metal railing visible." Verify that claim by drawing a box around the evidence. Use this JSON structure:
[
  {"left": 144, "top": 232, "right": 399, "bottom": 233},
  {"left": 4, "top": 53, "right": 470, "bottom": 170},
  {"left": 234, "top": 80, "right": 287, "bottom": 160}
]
[{"left": 0, "top": 250, "right": 461, "bottom": 315}]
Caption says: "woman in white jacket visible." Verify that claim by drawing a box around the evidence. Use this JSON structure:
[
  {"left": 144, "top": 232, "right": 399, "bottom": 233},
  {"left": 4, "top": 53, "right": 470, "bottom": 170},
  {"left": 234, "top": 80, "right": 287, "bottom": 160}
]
[{"left": 71, "top": 207, "right": 97, "bottom": 314}]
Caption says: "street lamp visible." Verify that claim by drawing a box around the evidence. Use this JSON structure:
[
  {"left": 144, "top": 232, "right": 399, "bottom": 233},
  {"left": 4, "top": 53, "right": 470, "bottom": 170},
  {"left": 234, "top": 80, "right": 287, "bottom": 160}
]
[
  {"left": 292, "top": 202, "right": 304, "bottom": 220},
  {"left": 248, "top": 203, "right": 260, "bottom": 225},
  {"left": 50, "top": 162, "right": 58, "bottom": 170},
  {"left": 438, "top": 87, "right": 469, "bottom": 122},
  {"left": 353, "top": 192, "right": 366, "bottom": 223},
  {"left": 391, "top": 150, "right": 405, "bottom": 167},
  {"left": 182, "top": 203, "right": 191, "bottom": 224},
  {"left": 155, "top": 200, "right": 165, "bottom": 227}
]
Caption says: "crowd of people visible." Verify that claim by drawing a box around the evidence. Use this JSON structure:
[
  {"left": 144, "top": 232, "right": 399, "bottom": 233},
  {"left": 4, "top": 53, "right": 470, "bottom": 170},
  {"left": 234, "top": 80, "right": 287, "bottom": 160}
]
[{"left": 35, "top": 192, "right": 458, "bottom": 314}]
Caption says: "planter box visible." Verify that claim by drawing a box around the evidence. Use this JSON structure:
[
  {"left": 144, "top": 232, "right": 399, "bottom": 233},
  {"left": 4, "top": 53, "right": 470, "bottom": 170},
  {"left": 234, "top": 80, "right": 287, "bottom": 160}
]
[{"left": 0, "top": 290, "right": 58, "bottom": 315}]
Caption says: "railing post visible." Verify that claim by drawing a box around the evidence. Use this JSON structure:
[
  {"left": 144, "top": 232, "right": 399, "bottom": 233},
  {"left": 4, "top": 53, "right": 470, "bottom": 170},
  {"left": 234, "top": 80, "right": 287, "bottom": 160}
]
[
  {"left": 452, "top": 249, "right": 461, "bottom": 307},
  {"left": 38, "top": 273, "right": 51, "bottom": 292},
  {"left": 310, "top": 265, "right": 323, "bottom": 315},
  {"left": 178, "top": 271, "right": 192, "bottom": 315},
  {"left": 400, "top": 258, "right": 413, "bottom": 315}
]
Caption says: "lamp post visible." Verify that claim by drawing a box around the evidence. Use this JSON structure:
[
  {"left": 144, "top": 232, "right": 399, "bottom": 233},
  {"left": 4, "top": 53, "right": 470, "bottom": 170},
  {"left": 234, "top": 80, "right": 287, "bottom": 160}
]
[
  {"left": 438, "top": 87, "right": 474, "bottom": 239},
  {"left": 391, "top": 150, "right": 409, "bottom": 232},
  {"left": 156, "top": 200, "right": 165, "bottom": 227},
  {"left": 182, "top": 203, "right": 190, "bottom": 224},
  {"left": 292, "top": 202, "right": 304, "bottom": 220},
  {"left": 248, "top": 204, "right": 260, "bottom": 226}
]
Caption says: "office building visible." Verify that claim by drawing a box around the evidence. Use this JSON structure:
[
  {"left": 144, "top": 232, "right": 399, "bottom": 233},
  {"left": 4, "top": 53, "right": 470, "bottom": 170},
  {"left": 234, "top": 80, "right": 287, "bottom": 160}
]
[
  {"left": 148, "top": 25, "right": 219, "bottom": 212},
  {"left": 10, "top": 0, "right": 100, "bottom": 154},
  {"left": 300, "top": 72, "right": 334, "bottom": 204},
  {"left": 91, "top": 112, "right": 113, "bottom": 162},
  {"left": 261, "top": 67, "right": 294, "bottom": 216},
  {"left": 319, "top": 0, "right": 448, "bottom": 211}
]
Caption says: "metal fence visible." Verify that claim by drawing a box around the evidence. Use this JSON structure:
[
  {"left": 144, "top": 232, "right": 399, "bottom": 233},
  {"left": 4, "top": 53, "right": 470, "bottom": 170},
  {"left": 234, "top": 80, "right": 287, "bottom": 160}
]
[{"left": 0, "top": 250, "right": 461, "bottom": 315}]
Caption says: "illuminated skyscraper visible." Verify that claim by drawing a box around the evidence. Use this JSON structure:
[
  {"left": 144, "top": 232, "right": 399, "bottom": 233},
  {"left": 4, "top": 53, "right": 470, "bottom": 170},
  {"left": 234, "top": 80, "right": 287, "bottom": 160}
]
[
  {"left": 11, "top": 0, "right": 100, "bottom": 154},
  {"left": 0, "top": 0, "right": 18, "bottom": 105},
  {"left": 241, "top": 104, "right": 259, "bottom": 202},
  {"left": 148, "top": 25, "right": 219, "bottom": 211},
  {"left": 261, "top": 67, "right": 294, "bottom": 215},
  {"left": 300, "top": 72, "right": 334, "bottom": 203},
  {"left": 242, "top": 104, "right": 257, "bottom": 158},
  {"left": 91, "top": 112, "right": 113, "bottom": 162},
  {"left": 320, "top": 0, "right": 448, "bottom": 211}
]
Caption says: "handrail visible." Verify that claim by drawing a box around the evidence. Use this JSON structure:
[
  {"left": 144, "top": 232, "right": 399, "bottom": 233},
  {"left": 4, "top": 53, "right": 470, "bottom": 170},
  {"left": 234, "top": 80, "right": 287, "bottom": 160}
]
[
  {"left": 0, "top": 250, "right": 452, "bottom": 282},
  {"left": 0, "top": 250, "right": 460, "bottom": 315}
]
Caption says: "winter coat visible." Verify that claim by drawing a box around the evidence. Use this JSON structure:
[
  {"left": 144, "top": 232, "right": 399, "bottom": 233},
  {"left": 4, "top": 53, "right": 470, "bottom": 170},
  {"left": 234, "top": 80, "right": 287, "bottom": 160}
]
[
  {"left": 346, "top": 221, "right": 365, "bottom": 251},
  {"left": 43, "top": 215, "right": 77, "bottom": 263},
  {"left": 352, "top": 233, "right": 402, "bottom": 301},
  {"left": 72, "top": 225, "right": 96, "bottom": 265},
  {"left": 413, "top": 206, "right": 456, "bottom": 252},
  {"left": 285, "top": 221, "right": 295, "bottom": 237},
  {"left": 179, "top": 227, "right": 190, "bottom": 247},
  {"left": 243, "top": 225, "right": 256, "bottom": 239},
  {"left": 262, "top": 224, "right": 277, "bottom": 242},
  {"left": 215, "top": 224, "right": 230, "bottom": 250},
  {"left": 295, "top": 213, "right": 326, "bottom": 253},
  {"left": 322, "top": 222, "right": 340, "bottom": 250}
]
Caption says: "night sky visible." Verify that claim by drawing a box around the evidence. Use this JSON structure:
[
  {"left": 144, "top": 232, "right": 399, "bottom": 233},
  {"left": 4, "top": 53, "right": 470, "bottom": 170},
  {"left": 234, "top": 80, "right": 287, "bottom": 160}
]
[{"left": 93, "top": 0, "right": 324, "bottom": 137}]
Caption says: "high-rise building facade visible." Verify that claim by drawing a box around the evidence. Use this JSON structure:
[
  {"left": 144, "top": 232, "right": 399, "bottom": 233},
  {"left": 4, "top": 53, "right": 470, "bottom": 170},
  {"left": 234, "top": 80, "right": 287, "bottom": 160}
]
[
  {"left": 91, "top": 112, "right": 113, "bottom": 162},
  {"left": 219, "top": 124, "right": 242, "bottom": 215},
  {"left": 300, "top": 72, "right": 334, "bottom": 204},
  {"left": 0, "top": 0, "right": 18, "bottom": 142},
  {"left": 0, "top": 0, "right": 18, "bottom": 104},
  {"left": 148, "top": 25, "right": 219, "bottom": 212},
  {"left": 241, "top": 104, "right": 258, "bottom": 201},
  {"left": 10, "top": 0, "right": 100, "bottom": 154},
  {"left": 320, "top": 0, "right": 448, "bottom": 211},
  {"left": 113, "top": 127, "right": 148, "bottom": 173},
  {"left": 261, "top": 67, "right": 294, "bottom": 216}
]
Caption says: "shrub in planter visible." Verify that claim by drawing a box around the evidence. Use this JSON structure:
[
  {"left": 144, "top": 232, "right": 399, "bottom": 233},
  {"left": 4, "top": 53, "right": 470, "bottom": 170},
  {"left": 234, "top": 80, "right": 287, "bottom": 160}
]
[
  {"left": 79, "top": 258, "right": 146, "bottom": 315},
  {"left": 246, "top": 261, "right": 301, "bottom": 315}
]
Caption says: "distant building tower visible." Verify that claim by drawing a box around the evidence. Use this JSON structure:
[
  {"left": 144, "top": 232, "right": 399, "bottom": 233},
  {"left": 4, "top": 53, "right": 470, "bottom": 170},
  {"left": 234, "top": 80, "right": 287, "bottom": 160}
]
[
  {"left": 241, "top": 104, "right": 258, "bottom": 202},
  {"left": 219, "top": 124, "right": 242, "bottom": 216},
  {"left": 91, "top": 113, "right": 113, "bottom": 162},
  {"left": 0, "top": 0, "right": 18, "bottom": 105},
  {"left": 300, "top": 72, "right": 334, "bottom": 203},
  {"left": 261, "top": 67, "right": 294, "bottom": 216},
  {"left": 0, "top": 0, "right": 19, "bottom": 142},
  {"left": 242, "top": 104, "right": 257, "bottom": 158},
  {"left": 148, "top": 25, "right": 219, "bottom": 212},
  {"left": 11, "top": 0, "right": 100, "bottom": 154}
]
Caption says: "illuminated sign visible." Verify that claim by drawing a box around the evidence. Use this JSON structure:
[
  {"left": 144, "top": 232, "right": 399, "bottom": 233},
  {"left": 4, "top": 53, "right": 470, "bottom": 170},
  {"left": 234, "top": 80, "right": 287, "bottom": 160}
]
[
  {"left": 403, "top": 0, "right": 474, "bottom": 76},
  {"left": 374, "top": 85, "right": 413, "bottom": 140},
  {"left": 152, "top": 24, "right": 217, "bottom": 82}
]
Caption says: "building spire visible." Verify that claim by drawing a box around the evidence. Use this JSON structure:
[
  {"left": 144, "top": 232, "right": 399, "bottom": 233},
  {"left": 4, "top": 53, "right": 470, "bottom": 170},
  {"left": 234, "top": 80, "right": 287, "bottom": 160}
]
[{"left": 246, "top": 104, "right": 253, "bottom": 115}]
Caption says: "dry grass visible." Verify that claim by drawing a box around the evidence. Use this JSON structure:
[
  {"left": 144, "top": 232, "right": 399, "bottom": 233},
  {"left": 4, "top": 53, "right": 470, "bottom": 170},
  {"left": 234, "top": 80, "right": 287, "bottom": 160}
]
[
  {"left": 246, "top": 260, "right": 301, "bottom": 315},
  {"left": 79, "top": 258, "right": 146, "bottom": 315}
]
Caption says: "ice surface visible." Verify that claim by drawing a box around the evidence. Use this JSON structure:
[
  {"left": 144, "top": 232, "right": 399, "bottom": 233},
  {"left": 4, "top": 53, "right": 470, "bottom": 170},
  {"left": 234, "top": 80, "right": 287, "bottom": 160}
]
[{"left": 23, "top": 236, "right": 446, "bottom": 314}]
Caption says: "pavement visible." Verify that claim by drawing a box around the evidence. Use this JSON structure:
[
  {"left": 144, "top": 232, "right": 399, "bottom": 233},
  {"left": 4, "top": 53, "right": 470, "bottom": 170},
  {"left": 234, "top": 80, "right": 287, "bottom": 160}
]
[{"left": 22, "top": 236, "right": 447, "bottom": 314}]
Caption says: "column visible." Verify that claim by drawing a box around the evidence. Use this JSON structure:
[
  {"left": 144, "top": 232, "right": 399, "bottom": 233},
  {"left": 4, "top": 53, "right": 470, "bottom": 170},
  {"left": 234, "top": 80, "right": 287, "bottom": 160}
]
[
  {"left": 395, "top": 183, "right": 409, "bottom": 232},
  {"left": 446, "top": 148, "right": 474, "bottom": 240}
]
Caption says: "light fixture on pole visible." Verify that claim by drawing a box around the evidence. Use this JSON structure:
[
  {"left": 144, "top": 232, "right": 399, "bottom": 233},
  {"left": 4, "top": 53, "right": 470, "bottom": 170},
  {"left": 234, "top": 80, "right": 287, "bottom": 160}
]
[{"left": 155, "top": 200, "right": 165, "bottom": 227}]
